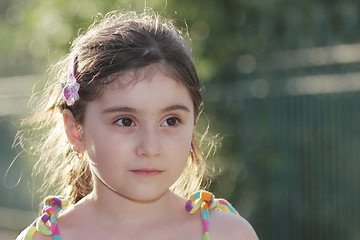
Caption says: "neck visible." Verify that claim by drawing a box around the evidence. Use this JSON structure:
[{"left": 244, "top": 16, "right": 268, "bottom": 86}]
[{"left": 84, "top": 180, "right": 184, "bottom": 225}]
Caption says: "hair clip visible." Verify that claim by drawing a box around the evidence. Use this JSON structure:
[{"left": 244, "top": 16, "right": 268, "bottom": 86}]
[{"left": 61, "top": 57, "right": 80, "bottom": 106}]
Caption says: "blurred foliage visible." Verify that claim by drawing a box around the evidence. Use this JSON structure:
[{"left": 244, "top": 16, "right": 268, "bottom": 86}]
[
  {"left": 0, "top": 0, "right": 237, "bottom": 81},
  {"left": 2, "top": 0, "right": 360, "bottom": 80},
  {"left": 0, "top": 117, "right": 35, "bottom": 210}
]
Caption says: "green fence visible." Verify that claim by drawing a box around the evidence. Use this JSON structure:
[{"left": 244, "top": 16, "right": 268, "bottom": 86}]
[{"left": 206, "top": 56, "right": 360, "bottom": 239}]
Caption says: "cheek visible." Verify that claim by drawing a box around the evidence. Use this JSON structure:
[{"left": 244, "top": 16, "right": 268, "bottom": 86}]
[
  {"left": 167, "top": 128, "right": 193, "bottom": 160},
  {"left": 83, "top": 128, "right": 129, "bottom": 164}
]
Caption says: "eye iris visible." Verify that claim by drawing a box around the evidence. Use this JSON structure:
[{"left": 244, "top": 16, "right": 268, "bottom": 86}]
[
  {"left": 166, "top": 118, "right": 176, "bottom": 126},
  {"left": 122, "top": 118, "right": 132, "bottom": 126}
]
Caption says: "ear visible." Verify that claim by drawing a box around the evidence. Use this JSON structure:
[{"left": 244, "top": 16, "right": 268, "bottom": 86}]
[{"left": 63, "top": 109, "right": 86, "bottom": 153}]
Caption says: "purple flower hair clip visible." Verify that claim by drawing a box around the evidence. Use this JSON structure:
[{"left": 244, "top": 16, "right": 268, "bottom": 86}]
[{"left": 61, "top": 57, "right": 80, "bottom": 106}]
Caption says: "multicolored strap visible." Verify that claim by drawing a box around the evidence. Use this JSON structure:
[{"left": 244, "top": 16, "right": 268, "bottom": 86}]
[
  {"left": 185, "top": 191, "right": 239, "bottom": 240},
  {"left": 23, "top": 192, "right": 235, "bottom": 240},
  {"left": 24, "top": 196, "right": 71, "bottom": 240}
]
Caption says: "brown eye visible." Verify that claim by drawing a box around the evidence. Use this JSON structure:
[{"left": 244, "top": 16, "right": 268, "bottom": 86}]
[
  {"left": 161, "top": 117, "right": 180, "bottom": 127},
  {"left": 116, "top": 117, "right": 134, "bottom": 127}
]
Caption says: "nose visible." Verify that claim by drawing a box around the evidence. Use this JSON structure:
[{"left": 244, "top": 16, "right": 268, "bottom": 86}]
[{"left": 136, "top": 125, "right": 162, "bottom": 158}]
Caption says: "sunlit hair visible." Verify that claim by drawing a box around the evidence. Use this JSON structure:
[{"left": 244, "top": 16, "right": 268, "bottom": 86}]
[{"left": 18, "top": 9, "right": 217, "bottom": 203}]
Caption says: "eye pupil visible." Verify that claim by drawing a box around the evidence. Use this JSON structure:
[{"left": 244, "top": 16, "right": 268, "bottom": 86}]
[
  {"left": 166, "top": 118, "right": 176, "bottom": 126},
  {"left": 122, "top": 118, "right": 132, "bottom": 126}
]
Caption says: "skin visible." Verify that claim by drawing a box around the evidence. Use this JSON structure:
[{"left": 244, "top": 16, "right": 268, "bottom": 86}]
[{"left": 27, "top": 65, "right": 258, "bottom": 240}]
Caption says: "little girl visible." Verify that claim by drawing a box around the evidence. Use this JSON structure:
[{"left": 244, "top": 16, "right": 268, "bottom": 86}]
[{"left": 17, "top": 9, "right": 258, "bottom": 240}]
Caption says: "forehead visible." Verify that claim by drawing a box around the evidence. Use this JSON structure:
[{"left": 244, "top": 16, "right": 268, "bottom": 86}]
[
  {"left": 101, "top": 63, "right": 180, "bottom": 92},
  {"left": 94, "top": 65, "right": 194, "bottom": 111}
]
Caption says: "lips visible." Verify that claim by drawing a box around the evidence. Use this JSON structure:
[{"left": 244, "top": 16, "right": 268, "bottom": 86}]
[{"left": 130, "top": 168, "right": 163, "bottom": 177}]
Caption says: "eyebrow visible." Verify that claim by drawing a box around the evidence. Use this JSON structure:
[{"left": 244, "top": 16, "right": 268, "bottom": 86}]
[
  {"left": 101, "top": 104, "right": 191, "bottom": 115},
  {"left": 161, "top": 104, "right": 191, "bottom": 113},
  {"left": 102, "top": 106, "right": 137, "bottom": 114}
]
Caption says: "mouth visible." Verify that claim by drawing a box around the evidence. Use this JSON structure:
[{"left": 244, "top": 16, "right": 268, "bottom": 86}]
[{"left": 130, "top": 168, "right": 163, "bottom": 177}]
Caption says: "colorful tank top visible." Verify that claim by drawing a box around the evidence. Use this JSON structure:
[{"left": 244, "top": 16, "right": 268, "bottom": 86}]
[{"left": 20, "top": 191, "right": 239, "bottom": 240}]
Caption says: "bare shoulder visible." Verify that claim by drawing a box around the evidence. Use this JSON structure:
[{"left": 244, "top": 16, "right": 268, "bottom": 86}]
[
  {"left": 15, "top": 227, "right": 52, "bottom": 240},
  {"left": 15, "top": 200, "right": 80, "bottom": 240},
  {"left": 31, "top": 232, "right": 53, "bottom": 240},
  {"left": 210, "top": 210, "right": 259, "bottom": 240}
]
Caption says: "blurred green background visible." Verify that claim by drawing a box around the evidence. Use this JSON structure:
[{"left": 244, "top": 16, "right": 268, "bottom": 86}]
[{"left": 1, "top": 0, "right": 360, "bottom": 239}]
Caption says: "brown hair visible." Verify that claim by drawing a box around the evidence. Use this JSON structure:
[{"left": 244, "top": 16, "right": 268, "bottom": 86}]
[{"left": 20, "top": 10, "right": 214, "bottom": 203}]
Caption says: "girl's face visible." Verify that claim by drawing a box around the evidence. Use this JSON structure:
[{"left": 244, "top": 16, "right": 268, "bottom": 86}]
[{"left": 81, "top": 67, "right": 195, "bottom": 202}]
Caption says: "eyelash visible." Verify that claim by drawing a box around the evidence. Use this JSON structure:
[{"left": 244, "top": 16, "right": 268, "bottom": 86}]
[{"left": 114, "top": 116, "right": 182, "bottom": 127}]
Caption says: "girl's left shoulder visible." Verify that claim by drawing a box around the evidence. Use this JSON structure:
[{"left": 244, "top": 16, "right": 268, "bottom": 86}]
[{"left": 209, "top": 209, "right": 259, "bottom": 240}]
